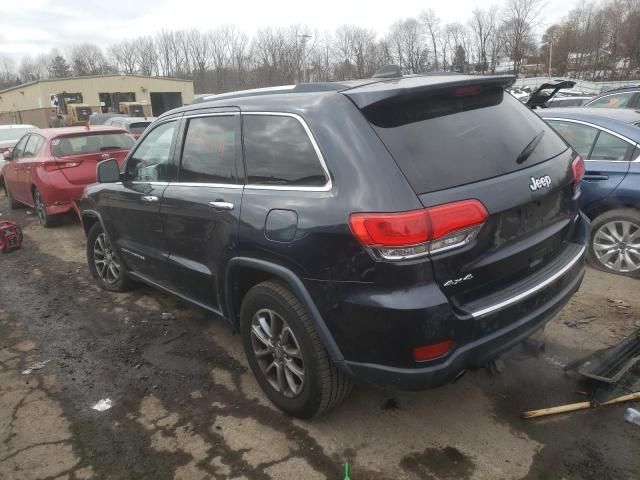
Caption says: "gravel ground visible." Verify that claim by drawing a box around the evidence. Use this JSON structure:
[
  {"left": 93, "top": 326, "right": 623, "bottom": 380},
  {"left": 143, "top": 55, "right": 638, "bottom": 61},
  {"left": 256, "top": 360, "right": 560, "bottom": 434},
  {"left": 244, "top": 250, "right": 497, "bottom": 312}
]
[{"left": 1, "top": 194, "right": 639, "bottom": 480}]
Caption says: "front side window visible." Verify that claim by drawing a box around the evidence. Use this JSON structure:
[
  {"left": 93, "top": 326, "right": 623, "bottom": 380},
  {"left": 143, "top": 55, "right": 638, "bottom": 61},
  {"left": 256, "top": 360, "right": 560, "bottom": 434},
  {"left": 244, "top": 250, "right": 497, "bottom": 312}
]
[
  {"left": 547, "top": 120, "right": 598, "bottom": 158},
  {"left": 126, "top": 120, "right": 177, "bottom": 182},
  {"left": 12, "top": 135, "right": 30, "bottom": 159},
  {"left": 243, "top": 115, "right": 328, "bottom": 187},
  {"left": 590, "top": 131, "right": 633, "bottom": 161},
  {"left": 587, "top": 92, "right": 636, "bottom": 108},
  {"left": 179, "top": 116, "right": 237, "bottom": 184}
]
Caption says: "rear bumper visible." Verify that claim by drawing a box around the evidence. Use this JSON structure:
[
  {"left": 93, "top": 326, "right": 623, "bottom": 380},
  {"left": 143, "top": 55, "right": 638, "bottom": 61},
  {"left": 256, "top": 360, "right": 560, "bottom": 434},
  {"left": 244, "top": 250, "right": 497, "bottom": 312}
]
[
  {"left": 343, "top": 263, "right": 583, "bottom": 389},
  {"left": 39, "top": 170, "right": 85, "bottom": 216},
  {"left": 307, "top": 212, "right": 589, "bottom": 390}
]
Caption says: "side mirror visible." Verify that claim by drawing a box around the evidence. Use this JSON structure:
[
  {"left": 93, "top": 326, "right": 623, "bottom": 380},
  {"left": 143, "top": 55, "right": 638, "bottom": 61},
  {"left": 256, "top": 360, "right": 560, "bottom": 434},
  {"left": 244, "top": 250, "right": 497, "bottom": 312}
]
[
  {"left": 96, "top": 158, "right": 121, "bottom": 183},
  {"left": 3, "top": 151, "right": 12, "bottom": 161}
]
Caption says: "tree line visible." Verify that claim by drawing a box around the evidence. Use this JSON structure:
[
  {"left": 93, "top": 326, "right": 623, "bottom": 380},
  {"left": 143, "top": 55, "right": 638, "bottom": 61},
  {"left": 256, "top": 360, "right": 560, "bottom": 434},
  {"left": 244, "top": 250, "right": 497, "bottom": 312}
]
[{"left": 1, "top": 0, "right": 639, "bottom": 95}]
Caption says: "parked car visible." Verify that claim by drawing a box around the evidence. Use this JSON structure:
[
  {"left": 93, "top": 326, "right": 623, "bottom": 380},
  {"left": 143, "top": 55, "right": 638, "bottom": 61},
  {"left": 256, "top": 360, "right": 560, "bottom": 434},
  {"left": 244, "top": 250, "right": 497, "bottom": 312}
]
[
  {"left": 80, "top": 75, "right": 588, "bottom": 418},
  {"left": 0, "top": 124, "right": 37, "bottom": 156},
  {"left": 584, "top": 87, "right": 640, "bottom": 109},
  {"left": 538, "top": 107, "right": 640, "bottom": 276},
  {"left": 2, "top": 126, "right": 134, "bottom": 227},
  {"left": 89, "top": 113, "right": 127, "bottom": 126},
  {"left": 545, "top": 96, "right": 593, "bottom": 108},
  {"left": 104, "top": 116, "right": 155, "bottom": 139}
]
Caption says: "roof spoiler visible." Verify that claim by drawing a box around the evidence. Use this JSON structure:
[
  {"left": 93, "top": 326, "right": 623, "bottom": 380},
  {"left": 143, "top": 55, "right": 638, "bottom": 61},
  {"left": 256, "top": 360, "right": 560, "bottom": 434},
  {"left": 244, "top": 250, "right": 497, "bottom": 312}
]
[
  {"left": 342, "top": 75, "right": 516, "bottom": 109},
  {"left": 372, "top": 65, "right": 402, "bottom": 79}
]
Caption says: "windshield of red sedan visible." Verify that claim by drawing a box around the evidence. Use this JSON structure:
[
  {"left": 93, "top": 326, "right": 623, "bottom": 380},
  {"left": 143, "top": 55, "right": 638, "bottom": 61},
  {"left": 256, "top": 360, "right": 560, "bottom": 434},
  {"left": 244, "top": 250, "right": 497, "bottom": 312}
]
[{"left": 51, "top": 133, "right": 135, "bottom": 157}]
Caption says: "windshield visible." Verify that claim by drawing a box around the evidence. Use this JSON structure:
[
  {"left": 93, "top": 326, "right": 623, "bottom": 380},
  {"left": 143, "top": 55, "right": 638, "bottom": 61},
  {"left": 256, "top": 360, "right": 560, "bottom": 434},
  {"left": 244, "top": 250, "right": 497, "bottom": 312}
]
[
  {"left": 0, "top": 128, "right": 34, "bottom": 142},
  {"left": 362, "top": 87, "right": 568, "bottom": 194},
  {"left": 51, "top": 133, "right": 135, "bottom": 157}
]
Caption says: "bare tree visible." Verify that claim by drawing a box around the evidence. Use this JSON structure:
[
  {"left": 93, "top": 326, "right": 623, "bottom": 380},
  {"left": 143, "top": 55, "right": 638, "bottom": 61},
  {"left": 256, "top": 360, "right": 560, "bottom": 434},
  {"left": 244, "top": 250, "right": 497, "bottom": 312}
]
[
  {"left": 502, "top": 0, "right": 544, "bottom": 74},
  {"left": 0, "top": 56, "right": 17, "bottom": 89},
  {"left": 70, "top": 44, "right": 110, "bottom": 76},
  {"left": 470, "top": 6, "right": 498, "bottom": 74},
  {"left": 421, "top": 9, "right": 441, "bottom": 70},
  {"left": 109, "top": 41, "right": 138, "bottom": 74},
  {"left": 136, "top": 36, "right": 159, "bottom": 76}
]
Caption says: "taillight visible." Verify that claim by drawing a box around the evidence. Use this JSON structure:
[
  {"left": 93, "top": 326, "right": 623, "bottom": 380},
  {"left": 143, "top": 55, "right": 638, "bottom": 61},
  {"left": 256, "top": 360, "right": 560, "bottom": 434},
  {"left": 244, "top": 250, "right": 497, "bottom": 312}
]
[
  {"left": 571, "top": 155, "right": 585, "bottom": 184},
  {"left": 44, "top": 160, "right": 82, "bottom": 172},
  {"left": 412, "top": 340, "right": 453, "bottom": 362},
  {"left": 349, "top": 199, "right": 488, "bottom": 261}
]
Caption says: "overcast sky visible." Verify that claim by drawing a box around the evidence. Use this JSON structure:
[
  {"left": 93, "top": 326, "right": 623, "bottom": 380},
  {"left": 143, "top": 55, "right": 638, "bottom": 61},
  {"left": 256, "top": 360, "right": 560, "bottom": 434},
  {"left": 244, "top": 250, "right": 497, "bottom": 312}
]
[{"left": 1, "top": 0, "right": 577, "bottom": 62}]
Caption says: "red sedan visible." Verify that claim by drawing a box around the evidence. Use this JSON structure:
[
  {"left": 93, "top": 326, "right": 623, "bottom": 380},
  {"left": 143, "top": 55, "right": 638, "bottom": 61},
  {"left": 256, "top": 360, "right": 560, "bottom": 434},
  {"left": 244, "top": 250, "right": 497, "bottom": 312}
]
[{"left": 1, "top": 126, "right": 134, "bottom": 227}]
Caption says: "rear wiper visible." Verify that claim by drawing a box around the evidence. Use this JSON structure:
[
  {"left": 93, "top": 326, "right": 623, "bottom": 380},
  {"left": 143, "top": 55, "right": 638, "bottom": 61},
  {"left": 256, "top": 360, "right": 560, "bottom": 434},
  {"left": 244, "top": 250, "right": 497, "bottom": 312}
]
[{"left": 516, "top": 130, "right": 545, "bottom": 164}]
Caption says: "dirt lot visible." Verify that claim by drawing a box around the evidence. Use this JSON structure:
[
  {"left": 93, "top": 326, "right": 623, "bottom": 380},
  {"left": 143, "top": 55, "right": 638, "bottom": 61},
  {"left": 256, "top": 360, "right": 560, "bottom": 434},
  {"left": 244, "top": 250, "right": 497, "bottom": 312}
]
[{"left": 1, "top": 193, "right": 639, "bottom": 480}]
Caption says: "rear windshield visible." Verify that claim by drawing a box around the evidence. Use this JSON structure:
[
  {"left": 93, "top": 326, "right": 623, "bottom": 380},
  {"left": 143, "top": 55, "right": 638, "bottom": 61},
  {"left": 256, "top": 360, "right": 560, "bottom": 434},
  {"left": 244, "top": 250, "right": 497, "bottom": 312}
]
[
  {"left": 363, "top": 87, "right": 568, "bottom": 194},
  {"left": 130, "top": 122, "right": 151, "bottom": 134},
  {"left": 52, "top": 133, "right": 135, "bottom": 157}
]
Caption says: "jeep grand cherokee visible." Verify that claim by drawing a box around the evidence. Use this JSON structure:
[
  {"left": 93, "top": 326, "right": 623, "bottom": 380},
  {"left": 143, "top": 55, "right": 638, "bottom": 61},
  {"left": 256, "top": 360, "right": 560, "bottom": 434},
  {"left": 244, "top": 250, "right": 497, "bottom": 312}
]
[{"left": 79, "top": 74, "right": 588, "bottom": 418}]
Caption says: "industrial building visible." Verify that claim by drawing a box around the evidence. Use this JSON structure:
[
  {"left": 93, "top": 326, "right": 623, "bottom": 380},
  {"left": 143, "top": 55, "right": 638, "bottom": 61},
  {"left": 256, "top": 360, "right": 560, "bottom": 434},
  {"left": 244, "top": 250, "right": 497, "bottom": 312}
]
[{"left": 0, "top": 74, "right": 194, "bottom": 128}]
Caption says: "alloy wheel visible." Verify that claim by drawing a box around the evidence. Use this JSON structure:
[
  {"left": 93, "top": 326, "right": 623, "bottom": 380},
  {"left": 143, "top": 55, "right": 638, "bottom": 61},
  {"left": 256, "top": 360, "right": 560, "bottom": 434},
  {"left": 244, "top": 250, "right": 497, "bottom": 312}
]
[
  {"left": 93, "top": 233, "right": 121, "bottom": 284},
  {"left": 250, "top": 308, "right": 305, "bottom": 398},
  {"left": 593, "top": 220, "right": 640, "bottom": 273}
]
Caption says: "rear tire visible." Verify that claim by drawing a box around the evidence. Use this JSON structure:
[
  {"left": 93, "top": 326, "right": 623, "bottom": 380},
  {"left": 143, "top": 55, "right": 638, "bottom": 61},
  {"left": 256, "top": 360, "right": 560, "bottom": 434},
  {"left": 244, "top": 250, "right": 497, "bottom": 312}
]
[
  {"left": 3, "top": 182, "right": 20, "bottom": 210},
  {"left": 33, "top": 188, "right": 59, "bottom": 228},
  {"left": 86, "top": 222, "right": 135, "bottom": 292},
  {"left": 587, "top": 208, "right": 640, "bottom": 277},
  {"left": 240, "top": 280, "right": 352, "bottom": 418}
]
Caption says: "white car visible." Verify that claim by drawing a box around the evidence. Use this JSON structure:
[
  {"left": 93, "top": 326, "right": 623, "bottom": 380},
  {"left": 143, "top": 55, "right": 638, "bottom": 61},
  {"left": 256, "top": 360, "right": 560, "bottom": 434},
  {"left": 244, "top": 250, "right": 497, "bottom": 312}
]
[{"left": 0, "top": 124, "right": 38, "bottom": 158}]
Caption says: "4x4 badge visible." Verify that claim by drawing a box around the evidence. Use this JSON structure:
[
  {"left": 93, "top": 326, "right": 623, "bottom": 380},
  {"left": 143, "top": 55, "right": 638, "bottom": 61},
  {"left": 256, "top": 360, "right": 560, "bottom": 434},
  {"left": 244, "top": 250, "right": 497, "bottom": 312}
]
[
  {"left": 444, "top": 274, "right": 474, "bottom": 287},
  {"left": 529, "top": 175, "right": 552, "bottom": 191}
]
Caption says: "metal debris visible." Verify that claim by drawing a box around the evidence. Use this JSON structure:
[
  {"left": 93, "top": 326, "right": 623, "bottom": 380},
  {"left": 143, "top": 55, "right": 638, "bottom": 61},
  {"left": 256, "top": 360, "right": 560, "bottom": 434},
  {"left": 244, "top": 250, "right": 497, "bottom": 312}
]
[
  {"left": 160, "top": 312, "right": 176, "bottom": 321},
  {"left": 91, "top": 398, "right": 114, "bottom": 412},
  {"left": 21, "top": 360, "right": 51, "bottom": 375}
]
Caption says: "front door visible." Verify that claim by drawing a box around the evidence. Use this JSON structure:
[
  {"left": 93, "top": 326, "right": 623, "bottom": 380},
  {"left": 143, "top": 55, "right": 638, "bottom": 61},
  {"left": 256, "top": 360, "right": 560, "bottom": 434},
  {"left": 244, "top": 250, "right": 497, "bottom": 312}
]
[
  {"left": 16, "top": 134, "right": 45, "bottom": 202},
  {"left": 5, "top": 134, "right": 30, "bottom": 204},
  {"left": 106, "top": 119, "right": 179, "bottom": 278},
  {"left": 160, "top": 111, "right": 242, "bottom": 311}
]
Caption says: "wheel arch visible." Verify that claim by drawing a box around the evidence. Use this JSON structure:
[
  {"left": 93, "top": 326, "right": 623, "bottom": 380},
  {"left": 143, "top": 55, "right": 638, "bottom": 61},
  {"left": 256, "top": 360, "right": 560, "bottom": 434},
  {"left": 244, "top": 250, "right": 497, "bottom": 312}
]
[
  {"left": 225, "top": 257, "right": 345, "bottom": 364},
  {"left": 80, "top": 209, "right": 107, "bottom": 238}
]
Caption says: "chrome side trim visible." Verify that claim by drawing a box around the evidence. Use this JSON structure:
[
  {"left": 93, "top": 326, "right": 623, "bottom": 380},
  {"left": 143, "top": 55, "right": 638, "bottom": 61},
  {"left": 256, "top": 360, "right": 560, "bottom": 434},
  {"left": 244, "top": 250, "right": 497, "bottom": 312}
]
[
  {"left": 167, "top": 182, "right": 243, "bottom": 189},
  {"left": 130, "top": 181, "right": 169, "bottom": 186},
  {"left": 241, "top": 112, "right": 333, "bottom": 192},
  {"left": 470, "top": 246, "right": 586, "bottom": 318},
  {"left": 544, "top": 117, "right": 639, "bottom": 150}
]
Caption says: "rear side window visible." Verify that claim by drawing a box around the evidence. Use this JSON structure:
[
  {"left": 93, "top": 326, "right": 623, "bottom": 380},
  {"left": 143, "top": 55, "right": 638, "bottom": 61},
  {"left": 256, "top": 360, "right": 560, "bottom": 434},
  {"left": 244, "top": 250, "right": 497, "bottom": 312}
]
[
  {"left": 180, "top": 116, "right": 237, "bottom": 184},
  {"left": 363, "top": 88, "right": 568, "bottom": 194},
  {"left": 587, "top": 92, "right": 636, "bottom": 108},
  {"left": 52, "top": 133, "right": 134, "bottom": 157},
  {"left": 590, "top": 131, "right": 633, "bottom": 161},
  {"left": 546, "top": 120, "right": 598, "bottom": 158},
  {"left": 243, "top": 115, "right": 328, "bottom": 187},
  {"left": 130, "top": 122, "right": 151, "bottom": 134}
]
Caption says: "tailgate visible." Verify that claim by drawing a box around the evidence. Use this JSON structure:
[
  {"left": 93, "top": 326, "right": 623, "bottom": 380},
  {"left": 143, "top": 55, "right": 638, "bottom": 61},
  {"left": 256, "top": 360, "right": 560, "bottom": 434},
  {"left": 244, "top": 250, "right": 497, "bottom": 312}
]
[{"left": 351, "top": 77, "right": 581, "bottom": 309}]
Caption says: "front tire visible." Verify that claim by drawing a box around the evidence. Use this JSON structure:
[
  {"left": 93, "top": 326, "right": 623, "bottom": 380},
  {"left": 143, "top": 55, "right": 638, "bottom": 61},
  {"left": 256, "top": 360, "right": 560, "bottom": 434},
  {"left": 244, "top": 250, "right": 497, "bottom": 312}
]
[
  {"left": 86, "top": 223, "right": 134, "bottom": 292},
  {"left": 241, "top": 280, "right": 352, "bottom": 418},
  {"left": 587, "top": 208, "right": 640, "bottom": 277}
]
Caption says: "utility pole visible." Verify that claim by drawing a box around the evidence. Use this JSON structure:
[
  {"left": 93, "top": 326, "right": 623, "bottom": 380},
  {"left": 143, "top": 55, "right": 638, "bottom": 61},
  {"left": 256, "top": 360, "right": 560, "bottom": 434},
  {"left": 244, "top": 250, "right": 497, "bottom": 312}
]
[{"left": 298, "top": 34, "right": 312, "bottom": 83}]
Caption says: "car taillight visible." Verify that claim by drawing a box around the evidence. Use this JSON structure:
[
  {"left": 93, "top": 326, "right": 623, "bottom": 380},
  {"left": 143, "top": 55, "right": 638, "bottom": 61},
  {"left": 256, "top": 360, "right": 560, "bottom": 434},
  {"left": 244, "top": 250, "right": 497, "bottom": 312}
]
[
  {"left": 412, "top": 340, "right": 453, "bottom": 362},
  {"left": 44, "top": 160, "right": 82, "bottom": 172},
  {"left": 349, "top": 199, "right": 488, "bottom": 261},
  {"left": 571, "top": 155, "right": 585, "bottom": 184}
]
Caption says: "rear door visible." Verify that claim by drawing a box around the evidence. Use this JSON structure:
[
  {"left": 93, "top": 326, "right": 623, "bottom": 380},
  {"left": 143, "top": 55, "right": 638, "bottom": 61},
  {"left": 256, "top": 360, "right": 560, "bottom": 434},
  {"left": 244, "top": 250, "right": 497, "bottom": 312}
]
[
  {"left": 348, "top": 81, "right": 580, "bottom": 308},
  {"left": 546, "top": 119, "right": 632, "bottom": 207},
  {"left": 159, "top": 109, "right": 242, "bottom": 310},
  {"left": 106, "top": 119, "right": 179, "bottom": 278}
]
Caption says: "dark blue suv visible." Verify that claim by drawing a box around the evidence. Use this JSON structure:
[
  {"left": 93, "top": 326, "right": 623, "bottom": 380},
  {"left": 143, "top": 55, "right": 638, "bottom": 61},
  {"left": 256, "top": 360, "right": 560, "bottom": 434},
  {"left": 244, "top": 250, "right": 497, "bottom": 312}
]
[
  {"left": 80, "top": 75, "right": 588, "bottom": 417},
  {"left": 539, "top": 108, "right": 640, "bottom": 277}
]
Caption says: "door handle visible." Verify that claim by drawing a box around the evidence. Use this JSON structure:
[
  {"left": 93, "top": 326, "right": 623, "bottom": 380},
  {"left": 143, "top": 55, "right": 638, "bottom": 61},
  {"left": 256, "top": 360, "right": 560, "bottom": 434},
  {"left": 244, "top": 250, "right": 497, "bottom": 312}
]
[
  {"left": 209, "top": 201, "right": 234, "bottom": 211},
  {"left": 141, "top": 195, "right": 159, "bottom": 202},
  {"left": 583, "top": 174, "right": 609, "bottom": 181}
]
